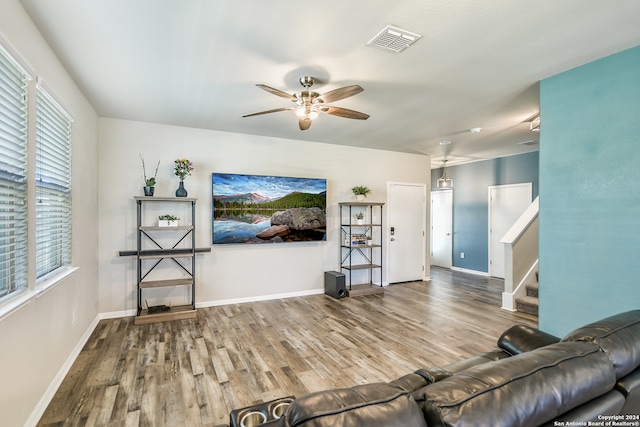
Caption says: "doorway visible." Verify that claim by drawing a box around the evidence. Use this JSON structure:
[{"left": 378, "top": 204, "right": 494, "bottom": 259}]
[
  {"left": 387, "top": 182, "right": 426, "bottom": 284},
  {"left": 430, "top": 189, "right": 453, "bottom": 268},
  {"left": 488, "top": 183, "right": 532, "bottom": 278}
]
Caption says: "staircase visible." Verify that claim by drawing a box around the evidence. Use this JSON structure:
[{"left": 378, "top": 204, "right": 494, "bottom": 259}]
[{"left": 516, "top": 272, "right": 538, "bottom": 316}]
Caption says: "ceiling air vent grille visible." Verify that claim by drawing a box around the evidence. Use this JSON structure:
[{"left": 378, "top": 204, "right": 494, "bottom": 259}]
[
  {"left": 518, "top": 140, "right": 539, "bottom": 146},
  {"left": 367, "top": 25, "right": 422, "bottom": 53}
]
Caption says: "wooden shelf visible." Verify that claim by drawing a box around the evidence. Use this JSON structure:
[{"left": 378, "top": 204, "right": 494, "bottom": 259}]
[
  {"left": 140, "top": 278, "right": 193, "bottom": 289},
  {"left": 342, "top": 264, "right": 381, "bottom": 271},
  {"left": 134, "top": 196, "right": 197, "bottom": 202},
  {"left": 140, "top": 225, "right": 194, "bottom": 231},
  {"left": 339, "top": 202, "right": 385, "bottom": 207},
  {"left": 347, "top": 284, "right": 384, "bottom": 297},
  {"left": 134, "top": 304, "right": 197, "bottom": 325}
]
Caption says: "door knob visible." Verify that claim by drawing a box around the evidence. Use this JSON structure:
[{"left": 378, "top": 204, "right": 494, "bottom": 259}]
[{"left": 391, "top": 238, "right": 395, "bottom": 241}]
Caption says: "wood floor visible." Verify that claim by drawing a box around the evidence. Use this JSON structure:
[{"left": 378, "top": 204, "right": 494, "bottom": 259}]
[{"left": 37, "top": 267, "right": 537, "bottom": 427}]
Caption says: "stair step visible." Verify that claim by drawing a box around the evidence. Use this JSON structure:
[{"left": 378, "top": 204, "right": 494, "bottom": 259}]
[
  {"left": 526, "top": 282, "right": 538, "bottom": 298},
  {"left": 516, "top": 295, "right": 539, "bottom": 317}
]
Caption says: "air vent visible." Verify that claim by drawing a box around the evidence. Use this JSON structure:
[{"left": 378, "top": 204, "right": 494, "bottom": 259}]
[
  {"left": 367, "top": 25, "right": 422, "bottom": 53},
  {"left": 518, "top": 140, "right": 539, "bottom": 146}
]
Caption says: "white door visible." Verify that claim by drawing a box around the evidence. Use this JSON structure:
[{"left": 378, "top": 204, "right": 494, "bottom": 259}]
[
  {"left": 388, "top": 183, "right": 426, "bottom": 283},
  {"left": 488, "top": 183, "right": 532, "bottom": 278},
  {"left": 431, "top": 190, "right": 452, "bottom": 268}
]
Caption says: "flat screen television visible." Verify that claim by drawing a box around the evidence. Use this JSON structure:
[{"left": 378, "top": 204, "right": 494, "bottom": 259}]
[{"left": 212, "top": 173, "right": 327, "bottom": 244}]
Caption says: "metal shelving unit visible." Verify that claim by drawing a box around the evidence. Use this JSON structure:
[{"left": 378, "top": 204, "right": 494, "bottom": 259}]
[
  {"left": 119, "top": 196, "right": 210, "bottom": 325},
  {"left": 339, "top": 202, "right": 384, "bottom": 296}
]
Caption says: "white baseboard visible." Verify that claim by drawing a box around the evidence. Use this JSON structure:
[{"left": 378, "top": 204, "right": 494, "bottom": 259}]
[
  {"left": 450, "top": 267, "right": 490, "bottom": 276},
  {"left": 197, "top": 288, "right": 325, "bottom": 308},
  {"left": 99, "top": 308, "right": 136, "bottom": 320},
  {"left": 25, "top": 314, "right": 101, "bottom": 427}
]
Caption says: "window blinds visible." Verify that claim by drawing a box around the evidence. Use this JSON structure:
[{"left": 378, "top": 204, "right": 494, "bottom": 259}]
[
  {"left": 0, "top": 47, "right": 29, "bottom": 299},
  {"left": 35, "top": 86, "right": 72, "bottom": 279}
]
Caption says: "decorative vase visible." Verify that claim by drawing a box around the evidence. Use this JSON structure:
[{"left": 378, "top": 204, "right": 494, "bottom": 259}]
[
  {"left": 356, "top": 194, "right": 366, "bottom": 202},
  {"left": 143, "top": 186, "right": 154, "bottom": 196},
  {"left": 175, "top": 180, "right": 187, "bottom": 197}
]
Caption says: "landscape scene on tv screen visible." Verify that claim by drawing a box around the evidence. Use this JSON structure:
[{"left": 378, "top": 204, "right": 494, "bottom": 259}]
[{"left": 212, "top": 173, "right": 327, "bottom": 244}]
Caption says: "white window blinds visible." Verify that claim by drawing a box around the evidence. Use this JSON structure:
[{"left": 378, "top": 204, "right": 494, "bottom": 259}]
[
  {"left": 0, "top": 46, "right": 29, "bottom": 299},
  {"left": 35, "top": 85, "right": 72, "bottom": 279}
]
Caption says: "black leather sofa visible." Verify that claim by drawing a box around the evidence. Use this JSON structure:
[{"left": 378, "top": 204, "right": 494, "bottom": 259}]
[{"left": 260, "top": 310, "right": 640, "bottom": 427}]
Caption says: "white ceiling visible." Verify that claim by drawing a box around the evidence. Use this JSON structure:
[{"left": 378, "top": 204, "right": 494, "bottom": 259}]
[{"left": 20, "top": 0, "right": 640, "bottom": 168}]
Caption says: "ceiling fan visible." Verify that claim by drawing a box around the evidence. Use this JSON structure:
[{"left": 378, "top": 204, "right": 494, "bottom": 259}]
[{"left": 242, "top": 76, "right": 370, "bottom": 130}]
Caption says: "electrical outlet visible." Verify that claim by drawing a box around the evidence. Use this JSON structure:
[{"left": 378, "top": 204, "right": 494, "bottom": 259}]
[
  {"left": 460, "top": 252, "right": 465, "bottom": 259},
  {"left": 72, "top": 309, "right": 77, "bottom": 325}
]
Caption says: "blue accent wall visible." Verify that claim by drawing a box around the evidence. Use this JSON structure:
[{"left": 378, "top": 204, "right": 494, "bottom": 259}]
[
  {"left": 431, "top": 152, "right": 539, "bottom": 272},
  {"left": 539, "top": 46, "right": 640, "bottom": 337}
]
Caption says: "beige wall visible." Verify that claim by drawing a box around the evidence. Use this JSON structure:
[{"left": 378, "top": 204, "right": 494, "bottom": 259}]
[
  {"left": 0, "top": 0, "right": 99, "bottom": 426},
  {"left": 98, "top": 118, "right": 431, "bottom": 314}
]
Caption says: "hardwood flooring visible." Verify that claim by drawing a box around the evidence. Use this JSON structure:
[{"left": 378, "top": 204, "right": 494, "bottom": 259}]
[{"left": 37, "top": 267, "right": 537, "bottom": 426}]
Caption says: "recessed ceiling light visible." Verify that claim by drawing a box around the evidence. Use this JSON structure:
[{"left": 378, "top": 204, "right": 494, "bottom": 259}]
[
  {"left": 439, "top": 140, "right": 452, "bottom": 145},
  {"left": 470, "top": 127, "right": 481, "bottom": 133}
]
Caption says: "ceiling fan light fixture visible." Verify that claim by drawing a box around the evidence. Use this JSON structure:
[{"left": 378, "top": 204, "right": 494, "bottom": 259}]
[
  {"left": 436, "top": 160, "right": 453, "bottom": 189},
  {"left": 293, "top": 106, "right": 320, "bottom": 120}
]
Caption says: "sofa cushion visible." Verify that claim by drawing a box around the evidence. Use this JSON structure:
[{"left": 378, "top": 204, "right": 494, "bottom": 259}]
[
  {"left": 411, "top": 342, "right": 616, "bottom": 427},
  {"left": 616, "top": 368, "right": 640, "bottom": 415},
  {"left": 415, "top": 349, "right": 510, "bottom": 383},
  {"left": 562, "top": 309, "right": 640, "bottom": 379},
  {"left": 539, "top": 390, "right": 625, "bottom": 427},
  {"left": 280, "top": 383, "right": 427, "bottom": 427},
  {"left": 498, "top": 324, "right": 560, "bottom": 355}
]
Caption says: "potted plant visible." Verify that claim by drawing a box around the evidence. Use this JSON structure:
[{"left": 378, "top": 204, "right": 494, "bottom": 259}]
[
  {"left": 140, "top": 154, "right": 159, "bottom": 196},
  {"left": 366, "top": 235, "right": 373, "bottom": 245},
  {"left": 158, "top": 214, "right": 180, "bottom": 227},
  {"left": 355, "top": 212, "right": 365, "bottom": 225},
  {"left": 174, "top": 158, "right": 194, "bottom": 197},
  {"left": 352, "top": 185, "right": 371, "bottom": 202}
]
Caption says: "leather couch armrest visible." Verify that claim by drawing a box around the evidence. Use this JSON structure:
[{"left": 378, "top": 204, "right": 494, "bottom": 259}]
[
  {"left": 389, "top": 373, "right": 429, "bottom": 392},
  {"left": 280, "top": 383, "right": 427, "bottom": 427},
  {"left": 498, "top": 324, "right": 560, "bottom": 355}
]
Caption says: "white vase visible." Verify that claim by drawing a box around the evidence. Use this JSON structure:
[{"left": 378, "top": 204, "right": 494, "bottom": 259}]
[{"left": 356, "top": 194, "right": 366, "bottom": 202}]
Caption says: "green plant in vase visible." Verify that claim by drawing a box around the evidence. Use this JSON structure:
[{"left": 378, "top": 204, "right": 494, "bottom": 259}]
[
  {"left": 140, "top": 154, "right": 159, "bottom": 196},
  {"left": 174, "top": 158, "right": 194, "bottom": 197},
  {"left": 352, "top": 185, "right": 371, "bottom": 201}
]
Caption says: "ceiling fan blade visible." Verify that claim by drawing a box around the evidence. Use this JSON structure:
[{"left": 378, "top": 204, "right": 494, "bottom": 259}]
[
  {"left": 242, "top": 107, "right": 293, "bottom": 117},
  {"left": 318, "top": 85, "right": 364, "bottom": 103},
  {"left": 322, "top": 106, "right": 370, "bottom": 120},
  {"left": 256, "top": 84, "right": 297, "bottom": 101},
  {"left": 299, "top": 119, "right": 312, "bottom": 130}
]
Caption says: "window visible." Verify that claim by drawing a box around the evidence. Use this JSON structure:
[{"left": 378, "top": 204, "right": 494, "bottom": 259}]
[
  {"left": 35, "top": 85, "right": 72, "bottom": 279},
  {"left": 0, "top": 46, "right": 29, "bottom": 300}
]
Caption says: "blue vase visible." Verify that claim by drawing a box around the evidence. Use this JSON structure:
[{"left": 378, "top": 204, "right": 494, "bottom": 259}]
[{"left": 175, "top": 181, "right": 187, "bottom": 197}]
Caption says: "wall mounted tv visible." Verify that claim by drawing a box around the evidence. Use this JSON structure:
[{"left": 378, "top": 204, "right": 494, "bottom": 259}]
[{"left": 212, "top": 173, "right": 327, "bottom": 244}]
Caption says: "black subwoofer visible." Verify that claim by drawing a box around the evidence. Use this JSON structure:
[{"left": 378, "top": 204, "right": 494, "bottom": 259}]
[{"left": 325, "top": 271, "right": 346, "bottom": 299}]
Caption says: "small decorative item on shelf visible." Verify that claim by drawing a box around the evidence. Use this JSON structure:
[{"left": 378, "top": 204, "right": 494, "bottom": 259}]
[
  {"left": 366, "top": 235, "right": 373, "bottom": 245},
  {"left": 158, "top": 214, "right": 180, "bottom": 227},
  {"left": 174, "top": 158, "right": 194, "bottom": 197},
  {"left": 352, "top": 185, "right": 371, "bottom": 202},
  {"left": 355, "top": 212, "right": 365, "bottom": 225},
  {"left": 140, "top": 154, "right": 159, "bottom": 197}
]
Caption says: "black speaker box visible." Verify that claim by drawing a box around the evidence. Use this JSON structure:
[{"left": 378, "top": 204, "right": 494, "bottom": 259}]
[{"left": 325, "top": 271, "right": 346, "bottom": 299}]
